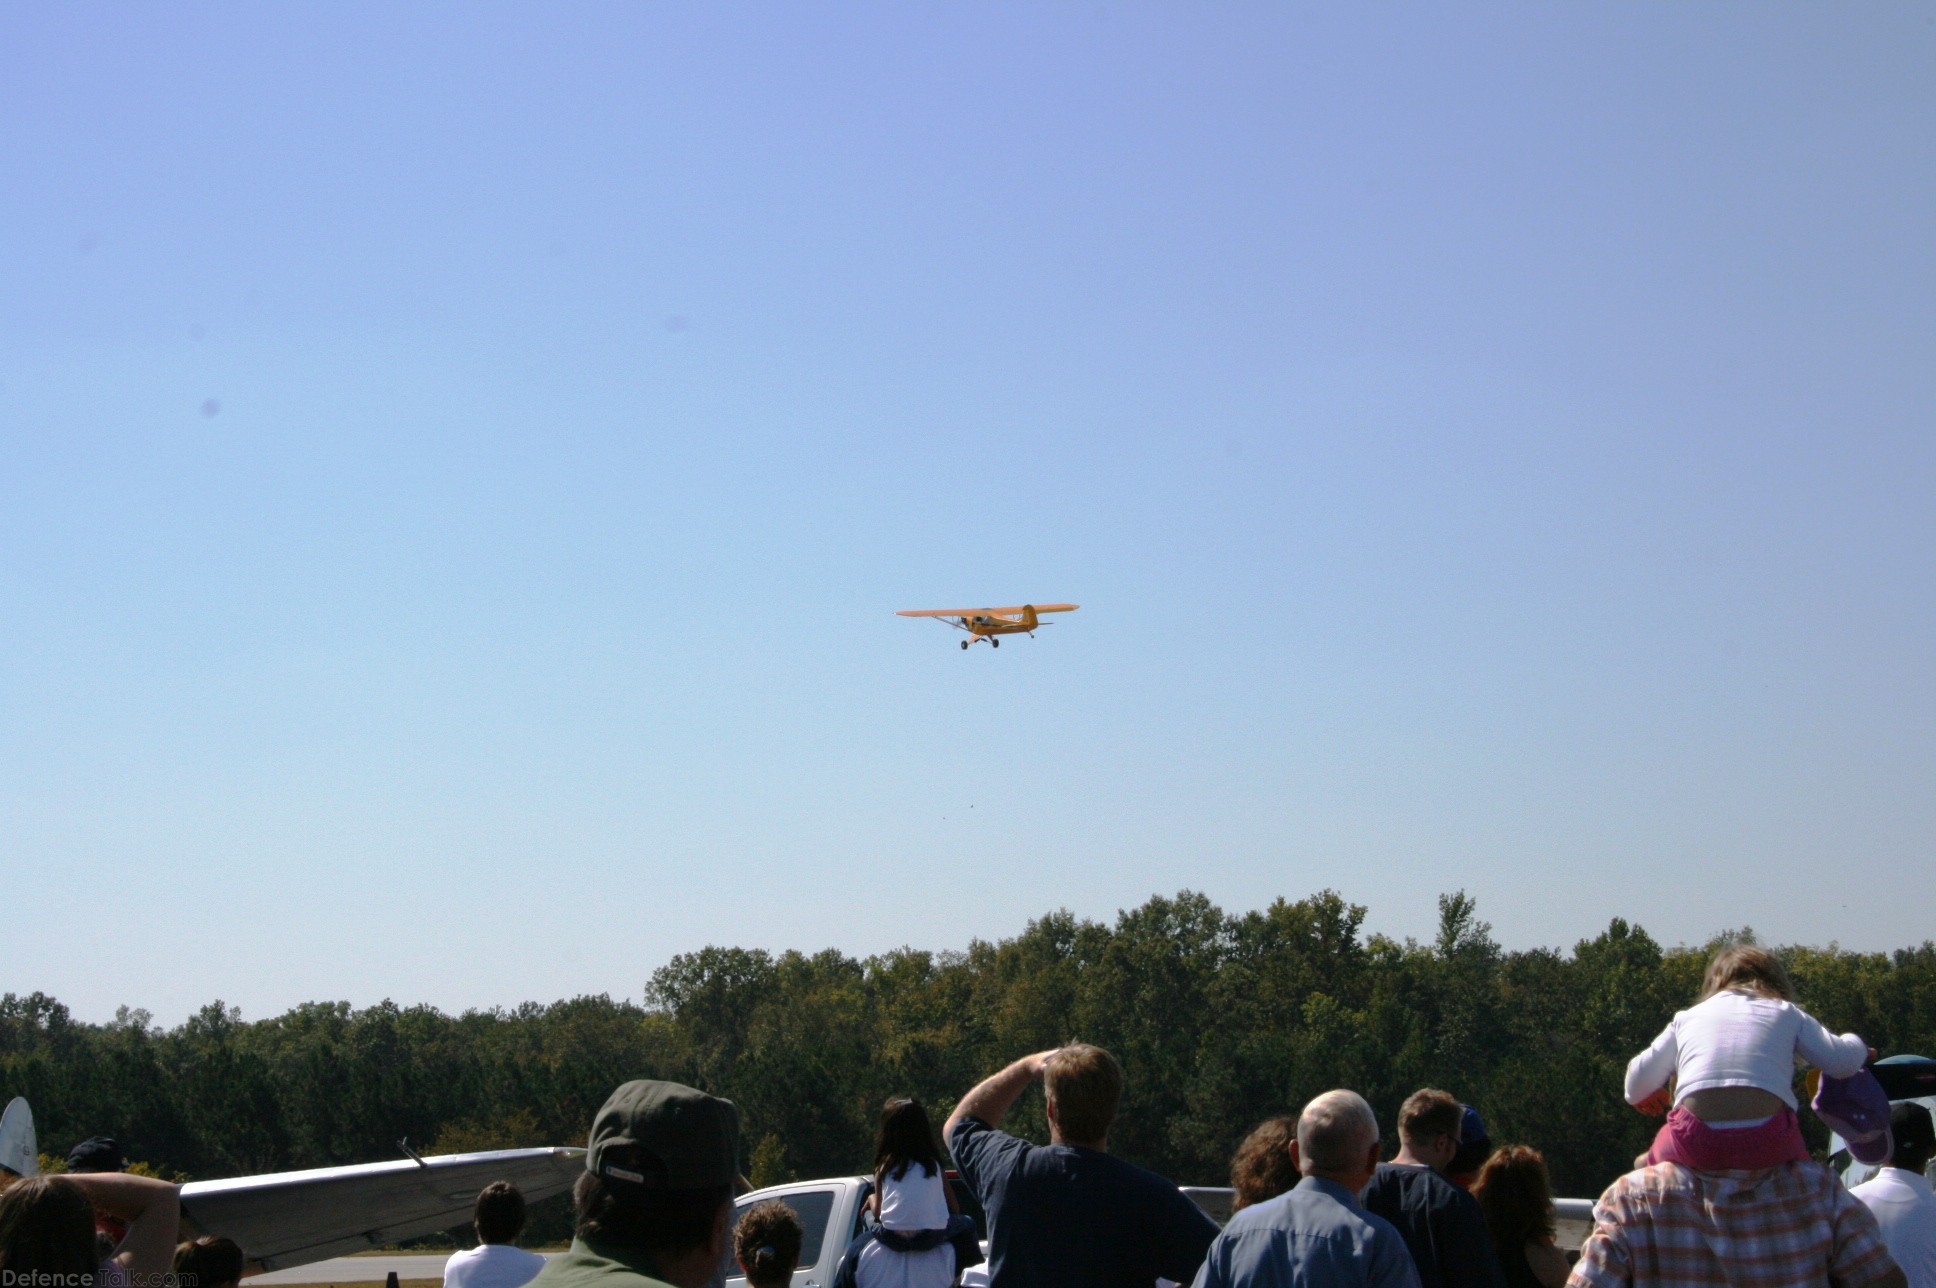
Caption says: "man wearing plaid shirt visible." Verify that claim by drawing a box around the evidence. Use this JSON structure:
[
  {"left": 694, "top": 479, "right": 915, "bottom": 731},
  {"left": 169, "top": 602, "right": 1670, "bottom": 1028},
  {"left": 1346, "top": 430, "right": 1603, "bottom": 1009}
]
[{"left": 1567, "top": 1158, "right": 1906, "bottom": 1288}]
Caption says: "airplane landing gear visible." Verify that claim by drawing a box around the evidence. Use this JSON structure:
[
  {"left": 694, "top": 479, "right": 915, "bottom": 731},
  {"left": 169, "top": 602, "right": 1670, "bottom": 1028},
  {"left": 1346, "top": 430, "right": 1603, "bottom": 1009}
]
[
  {"left": 961, "top": 640, "right": 970, "bottom": 650},
  {"left": 991, "top": 638, "right": 999, "bottom": 648}
]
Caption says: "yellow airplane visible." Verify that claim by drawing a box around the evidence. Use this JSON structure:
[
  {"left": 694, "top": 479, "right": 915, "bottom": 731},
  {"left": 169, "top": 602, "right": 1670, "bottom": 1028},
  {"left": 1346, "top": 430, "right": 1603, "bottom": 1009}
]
[{"left": 898, "top": 603, "right": 1079, "bottom": 649}]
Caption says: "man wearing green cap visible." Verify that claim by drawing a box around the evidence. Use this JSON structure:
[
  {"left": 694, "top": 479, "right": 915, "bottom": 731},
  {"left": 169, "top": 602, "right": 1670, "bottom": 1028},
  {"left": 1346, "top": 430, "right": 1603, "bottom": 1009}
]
[{"left": 531, "top": 1080, "right": 742, "bottom": 1288}]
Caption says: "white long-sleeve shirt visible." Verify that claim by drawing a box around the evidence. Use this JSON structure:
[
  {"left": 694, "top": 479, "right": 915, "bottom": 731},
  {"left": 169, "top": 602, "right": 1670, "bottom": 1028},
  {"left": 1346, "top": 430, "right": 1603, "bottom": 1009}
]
[{"left": 1624, "top": 989, "right": 1868, "bottom": 1110}]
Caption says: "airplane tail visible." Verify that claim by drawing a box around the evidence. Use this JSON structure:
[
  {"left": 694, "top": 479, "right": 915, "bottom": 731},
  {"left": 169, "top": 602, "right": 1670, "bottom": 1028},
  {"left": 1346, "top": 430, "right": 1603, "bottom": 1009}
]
[
  {"left": 1020, "top": 604, "right": 1039, "bottom": 630},
  {"left": 1, "top": 1097, "right": 37, "bottom": 1177}
]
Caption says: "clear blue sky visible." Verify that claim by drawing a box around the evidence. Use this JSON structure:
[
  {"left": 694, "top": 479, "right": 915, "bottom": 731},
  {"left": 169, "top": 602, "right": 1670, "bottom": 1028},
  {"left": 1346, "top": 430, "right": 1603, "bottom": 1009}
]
[{"left": 4, "top": 3, "right": 1932, "bottom": 1026}]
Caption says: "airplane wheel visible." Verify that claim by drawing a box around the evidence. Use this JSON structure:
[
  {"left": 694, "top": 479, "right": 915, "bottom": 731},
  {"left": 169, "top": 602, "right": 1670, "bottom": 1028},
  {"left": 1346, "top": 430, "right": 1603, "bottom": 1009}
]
[
  {"left": 991, "top": 638, "right": 999, "bottom": 648},
  {"left": 961, "top": 640, "right": 969, "bottom": 650}
]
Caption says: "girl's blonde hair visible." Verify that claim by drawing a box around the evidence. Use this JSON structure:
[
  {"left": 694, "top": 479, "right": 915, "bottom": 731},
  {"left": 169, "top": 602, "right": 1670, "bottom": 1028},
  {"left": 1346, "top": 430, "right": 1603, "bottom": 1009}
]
[{"left": 1698, "top": 944, "right": 1794, "bottom": 1003}]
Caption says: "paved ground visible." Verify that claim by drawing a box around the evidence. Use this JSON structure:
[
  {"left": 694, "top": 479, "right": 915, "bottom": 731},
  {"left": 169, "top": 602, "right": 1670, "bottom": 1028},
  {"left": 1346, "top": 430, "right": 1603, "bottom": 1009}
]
[
  {"left": 248, "top": 1215, "right": 1589, "bottom": 1281},
  {"left": 254, "top": 1254, "right": 561, "bottom": 1284}
]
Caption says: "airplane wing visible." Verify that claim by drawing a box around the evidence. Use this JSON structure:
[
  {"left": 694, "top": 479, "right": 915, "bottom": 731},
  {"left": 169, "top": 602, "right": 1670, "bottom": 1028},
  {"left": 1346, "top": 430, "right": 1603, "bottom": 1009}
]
[
  {"left": 897, "top": 604, "right": 1079, "bottom": 617},
  {"left": 179, "top": 1147, "right": 585, "bottom": 1272}
]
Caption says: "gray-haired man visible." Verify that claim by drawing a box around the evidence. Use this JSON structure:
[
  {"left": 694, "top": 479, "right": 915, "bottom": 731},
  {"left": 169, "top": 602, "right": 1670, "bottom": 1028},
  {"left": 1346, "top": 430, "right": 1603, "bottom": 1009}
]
[{"left": 1193, "top": 1091, "right": 1420, "bottom": 1288}]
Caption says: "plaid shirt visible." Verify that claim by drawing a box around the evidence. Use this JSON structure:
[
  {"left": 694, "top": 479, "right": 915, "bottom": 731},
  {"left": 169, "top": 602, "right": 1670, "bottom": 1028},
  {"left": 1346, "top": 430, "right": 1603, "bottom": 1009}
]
[{"left": 1567, "top": 1160, "right": 1899, "bottom": 1288}]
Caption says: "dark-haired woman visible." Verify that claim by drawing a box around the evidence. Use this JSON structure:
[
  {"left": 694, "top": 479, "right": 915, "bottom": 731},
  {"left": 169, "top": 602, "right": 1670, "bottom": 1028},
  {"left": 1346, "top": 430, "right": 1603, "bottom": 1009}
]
[
  {"left": 733, "top": 1201, "right": 802, "bottom": 1288},
  {"left": 1471, "top": 1146, "right": 1569, "bottom": 1288},
  {"left": 857, "top": 1098, "right": 959, "bottom": 1288}
]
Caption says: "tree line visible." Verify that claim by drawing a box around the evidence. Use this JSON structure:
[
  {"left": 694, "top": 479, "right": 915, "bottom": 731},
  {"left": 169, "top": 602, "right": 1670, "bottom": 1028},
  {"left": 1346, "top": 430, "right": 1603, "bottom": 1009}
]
[{"left": 7, "top": 890, "right": 1935, "bottom": 1213}]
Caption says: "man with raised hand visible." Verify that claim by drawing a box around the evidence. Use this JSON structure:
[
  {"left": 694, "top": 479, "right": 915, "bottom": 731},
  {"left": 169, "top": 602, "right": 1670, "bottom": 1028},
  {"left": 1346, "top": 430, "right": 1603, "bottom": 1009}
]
[
  {"left": 945, "top": 1044, "right": 1219, "bottom": 1287},
  {"left": 1193, "top": 1090, "right": 1420, "bottom": 1288}
]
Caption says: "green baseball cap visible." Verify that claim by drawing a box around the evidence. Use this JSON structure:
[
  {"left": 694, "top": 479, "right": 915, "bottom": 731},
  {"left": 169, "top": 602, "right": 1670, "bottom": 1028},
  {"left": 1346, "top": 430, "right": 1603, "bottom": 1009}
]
[{"left": 586, "top": 1080, "right": 740, "bottom": 1190}]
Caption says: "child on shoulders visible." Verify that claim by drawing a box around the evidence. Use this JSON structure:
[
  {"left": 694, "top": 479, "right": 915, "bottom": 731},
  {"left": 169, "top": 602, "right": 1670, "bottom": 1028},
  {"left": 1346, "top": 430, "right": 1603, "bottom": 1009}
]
[
  {"left": 855, "top": 1098, "right": 964, "bottom": 1288},
  {"left": 1626, "top": 944, "right": 1871, "bottom": 1171}
]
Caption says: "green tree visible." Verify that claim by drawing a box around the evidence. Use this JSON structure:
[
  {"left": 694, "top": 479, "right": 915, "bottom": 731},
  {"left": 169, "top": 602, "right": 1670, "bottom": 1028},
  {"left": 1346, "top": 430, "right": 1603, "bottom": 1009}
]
[{"left": 7, "top": 898, "right": 1932, "bottom": 1211}]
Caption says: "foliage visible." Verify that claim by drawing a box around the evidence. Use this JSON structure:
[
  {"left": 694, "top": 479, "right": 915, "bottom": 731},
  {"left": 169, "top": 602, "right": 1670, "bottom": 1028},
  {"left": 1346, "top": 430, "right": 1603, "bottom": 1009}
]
[{"left": 5, "top": 892, "right": 1934, "bottom": 1206}]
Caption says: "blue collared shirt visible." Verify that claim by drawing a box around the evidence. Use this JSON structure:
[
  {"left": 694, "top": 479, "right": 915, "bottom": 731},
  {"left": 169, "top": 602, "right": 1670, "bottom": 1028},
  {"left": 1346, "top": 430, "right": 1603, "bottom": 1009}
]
[{"left": 1192, "top": 1176, "right": 1423, "bottom": 1288}]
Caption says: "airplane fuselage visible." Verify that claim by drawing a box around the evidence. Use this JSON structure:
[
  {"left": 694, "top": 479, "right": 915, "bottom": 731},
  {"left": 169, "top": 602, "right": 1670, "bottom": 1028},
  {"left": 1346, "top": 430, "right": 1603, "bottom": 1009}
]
[{"left": 959, "top": 606, "right": 1041, "bottom": 638}]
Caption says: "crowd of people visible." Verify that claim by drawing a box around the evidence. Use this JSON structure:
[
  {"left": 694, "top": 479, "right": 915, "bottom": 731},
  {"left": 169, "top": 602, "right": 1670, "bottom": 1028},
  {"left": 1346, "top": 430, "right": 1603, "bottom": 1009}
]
[
  {"left": 530, "top": 943, "right": 1935, "bottom": 1288},
  {"left": 3, "top": 945, "right": 1933, "bottom": 1288}
]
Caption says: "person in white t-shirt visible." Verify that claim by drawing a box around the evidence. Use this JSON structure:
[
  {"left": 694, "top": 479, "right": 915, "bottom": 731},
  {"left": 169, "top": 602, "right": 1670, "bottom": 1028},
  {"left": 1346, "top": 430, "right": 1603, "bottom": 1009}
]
[
  {"left": 1853, "top": 1103, "right": 1936, "bottom": 1288},
  {"left": 1625, "top": 944, "right": 1871, "bottom": 1171},
  {"left": 855, "top": 1098, "right": 959, "bottom": 1288},
  {"left": 444, "top": 1181, "right": 547, "bottom": 1288}
]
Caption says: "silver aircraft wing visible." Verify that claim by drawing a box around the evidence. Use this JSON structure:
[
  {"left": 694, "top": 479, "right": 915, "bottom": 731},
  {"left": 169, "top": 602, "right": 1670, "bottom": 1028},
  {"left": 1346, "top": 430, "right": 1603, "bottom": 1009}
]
[{"left": 180, "top": 1147, "right": 585, "bottom": 1272}]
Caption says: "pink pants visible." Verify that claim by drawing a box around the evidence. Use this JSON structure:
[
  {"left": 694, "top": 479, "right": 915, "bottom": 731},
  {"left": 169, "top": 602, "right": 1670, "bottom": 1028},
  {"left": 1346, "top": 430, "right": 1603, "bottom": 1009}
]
[{"left": 1645, "top": 1106, "right": 1810, "bottom": 1171}]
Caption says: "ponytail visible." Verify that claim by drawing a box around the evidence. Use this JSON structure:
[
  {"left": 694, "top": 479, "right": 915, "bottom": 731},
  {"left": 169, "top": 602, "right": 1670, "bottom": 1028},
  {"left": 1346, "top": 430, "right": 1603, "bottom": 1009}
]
[{"left": 732, "top": 1201, "right": 802, "bottom": 1288}]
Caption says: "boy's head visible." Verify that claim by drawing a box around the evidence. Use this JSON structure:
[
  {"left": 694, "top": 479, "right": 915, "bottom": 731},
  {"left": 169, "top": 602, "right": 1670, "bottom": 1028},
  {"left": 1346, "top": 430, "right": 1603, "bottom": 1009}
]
[
  {"left": 1888, "top": 1102, "right": 1935, "bottom": 1176},
  {"left": 474, "top": 1181, "right": 526, "bottom": 1246}
]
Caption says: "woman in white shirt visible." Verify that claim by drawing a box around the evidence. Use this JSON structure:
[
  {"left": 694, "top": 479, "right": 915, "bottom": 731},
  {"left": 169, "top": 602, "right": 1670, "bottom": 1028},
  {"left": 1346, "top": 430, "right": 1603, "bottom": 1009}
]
[{"left": 1626, "top": 944, "right": 1871, "bottom": 1171}]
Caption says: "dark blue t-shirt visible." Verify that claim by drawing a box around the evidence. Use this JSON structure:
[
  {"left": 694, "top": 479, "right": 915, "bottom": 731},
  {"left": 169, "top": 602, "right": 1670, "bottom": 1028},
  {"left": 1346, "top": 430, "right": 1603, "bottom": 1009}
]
[
  {"left": 948, "top": 1115, "right": 1218, "bottom": 1288},
  {"left": 1359, "top": 1164, "right": 1505, "bottom": 1288}
]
